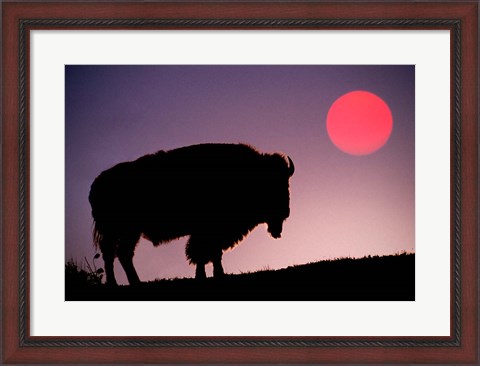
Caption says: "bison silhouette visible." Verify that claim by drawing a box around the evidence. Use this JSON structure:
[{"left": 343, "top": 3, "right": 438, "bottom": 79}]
[{"left": 89, "top": 143, "right": 294, "bottom": 286}]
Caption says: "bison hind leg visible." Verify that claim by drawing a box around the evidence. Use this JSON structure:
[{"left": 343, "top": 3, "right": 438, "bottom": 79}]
[
  {"left": 117, "top": 234, "right": 141, "bottom": 285},
  {"left": 98, "top": 235, "right": 118, "bottom": 287}
]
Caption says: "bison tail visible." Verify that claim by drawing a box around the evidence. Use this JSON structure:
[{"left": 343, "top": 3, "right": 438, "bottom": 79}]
[{"left": 92, "top": 221, "right": 103, "bottom": 249}]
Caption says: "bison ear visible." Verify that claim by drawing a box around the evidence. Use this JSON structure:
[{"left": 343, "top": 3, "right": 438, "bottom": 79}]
[{"left": 287, "top": 156, "right": 295, "bottom": 177}]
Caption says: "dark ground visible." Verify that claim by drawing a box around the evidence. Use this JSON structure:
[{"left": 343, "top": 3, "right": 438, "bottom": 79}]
[{"left": 66, "top": 253, "right": 414, "bottom": 301}]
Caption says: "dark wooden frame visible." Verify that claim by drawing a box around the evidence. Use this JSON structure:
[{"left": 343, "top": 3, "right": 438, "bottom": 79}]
[{"left": 2, "top": 1, "right": 478, "bottom": 364}]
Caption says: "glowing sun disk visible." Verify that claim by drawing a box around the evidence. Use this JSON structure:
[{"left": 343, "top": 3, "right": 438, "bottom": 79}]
[{"left": 326, "top": 90, "right": 393, "bottom": 155}]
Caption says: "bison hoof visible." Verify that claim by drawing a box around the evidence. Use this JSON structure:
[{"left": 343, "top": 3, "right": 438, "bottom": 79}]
[
  {"left": 195, "top": 268, "right": 207, "bottom": 280},
  {"left": 213, "top": 270, "right": 225, "bottom": 278},
  {"left": 195, "top": 273, "right": 207, "bottom": 280},
  {"left": 106, "top": 280, "right": 118, "bottom": 287}
]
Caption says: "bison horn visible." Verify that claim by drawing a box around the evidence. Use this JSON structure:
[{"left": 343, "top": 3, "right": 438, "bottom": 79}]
[{"left": 287, "top": 156, "right": 295, "bottom": 176}]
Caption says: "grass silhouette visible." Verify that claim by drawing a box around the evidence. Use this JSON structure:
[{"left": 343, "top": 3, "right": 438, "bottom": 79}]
[{"left": 66, "top": 252, "right": 414, "bottom": 301}]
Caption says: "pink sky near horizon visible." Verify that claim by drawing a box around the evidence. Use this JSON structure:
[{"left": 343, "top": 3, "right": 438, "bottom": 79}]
[{"left": 65, "top": 65, "right": 415, "bottom": 284}]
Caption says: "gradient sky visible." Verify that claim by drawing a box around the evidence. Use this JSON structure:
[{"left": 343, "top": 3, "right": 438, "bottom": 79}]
[{"left": 65, "top": 65, "right": 415, "bottom": 285}]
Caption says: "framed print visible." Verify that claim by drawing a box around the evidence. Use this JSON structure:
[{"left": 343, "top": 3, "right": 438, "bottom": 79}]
[
  {"left": 2, "top": 1, "right": 478, "bottom": 364},
  {"left": 64, "top": 64, "right": 415, "bottom": 302}
]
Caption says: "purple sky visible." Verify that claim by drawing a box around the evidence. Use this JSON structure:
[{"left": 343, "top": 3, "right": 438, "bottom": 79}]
[{"left": 65, "top": 65, "right": 415, "bottom": 284}]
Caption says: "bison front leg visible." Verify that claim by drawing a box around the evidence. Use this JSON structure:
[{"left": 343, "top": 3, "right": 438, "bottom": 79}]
[
  {"left": 195, "top": 263, "right": 207, "bottom": 280},
  {"left": 187, "top": 235, "right": 224, "bottom": 279},
  {"left": 212, "top": 251, "right": 225, "bottom": 278},
  {"left": 186, "top": 235, "right": 208, "bottom": 280}
]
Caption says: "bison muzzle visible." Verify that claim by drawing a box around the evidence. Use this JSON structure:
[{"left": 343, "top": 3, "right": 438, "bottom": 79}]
[{"left": 89, "top": 143, "right": 294, "bottom": 285}]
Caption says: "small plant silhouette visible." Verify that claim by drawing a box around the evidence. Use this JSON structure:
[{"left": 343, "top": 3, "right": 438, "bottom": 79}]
[
  {"left": 65, "top": 254, "right": 104, "bottom": 287},
  {"left": 85, "top": 253, "right": 105, "bottom": 279}
]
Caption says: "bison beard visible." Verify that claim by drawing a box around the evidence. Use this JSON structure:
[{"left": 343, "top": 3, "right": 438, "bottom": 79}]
[{"left": 89, "top": 143, "right": 294, "bottom": 286}]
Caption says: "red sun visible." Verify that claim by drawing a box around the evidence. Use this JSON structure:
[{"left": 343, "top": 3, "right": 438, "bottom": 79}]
[{"left": 326, "top": 90, "right": 393, "bottom": 155}]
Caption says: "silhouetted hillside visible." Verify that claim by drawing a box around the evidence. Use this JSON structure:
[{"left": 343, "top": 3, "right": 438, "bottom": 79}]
[{"left": 66, "top": 253, "right": 414, "bottom": 301}]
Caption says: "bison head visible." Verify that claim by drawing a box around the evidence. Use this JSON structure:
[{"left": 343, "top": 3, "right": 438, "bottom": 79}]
[
  {"left": 265, "top": 155, "right": 294, "bottom": 239},
  {"left": 267, "top": 220, "right": 284, "bottom": 239}
]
